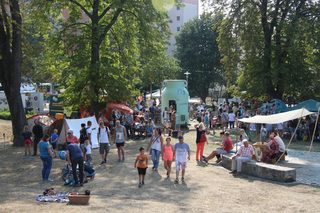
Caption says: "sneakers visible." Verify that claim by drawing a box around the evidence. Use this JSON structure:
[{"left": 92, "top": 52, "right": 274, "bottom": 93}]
[
  {"left": 142, "top": 181, "right": 145, "bottom": 185},
  {"left": 100, "top": 160, "right": 106, "bottom": 165},
  {"left": 181, "top": 177, "right": 185, "bottom": 184},
  {"left": 230, "top": 170, "right": 237, "bottom": 174},
  {"left": 174, "top": 178, "right": 179, "bottom": 184},
  {"left": 202, "top": 156, "right": 208, "bottom": 163},
  {"left": 138, "top": 183, "right": 142, "bottom": 188}
]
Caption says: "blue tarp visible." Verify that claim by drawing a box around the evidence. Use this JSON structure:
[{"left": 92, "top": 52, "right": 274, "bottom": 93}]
[
  {"left": 290, "top": 99, "right": 320, "bottom": 112},
  {"left": 259, "top": 99, "right": 288, "bottom": 114}
]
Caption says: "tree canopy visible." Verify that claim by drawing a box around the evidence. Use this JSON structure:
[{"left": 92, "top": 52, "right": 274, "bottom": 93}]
[
  {"left": 24, "top": 0, "right": 172, "bottom": 113},
  {"left": 175, "top": 14, "right": 223, "bottom": 102},
  {"left": 209, "top": 0, "right": 320, "bottom": 101}
]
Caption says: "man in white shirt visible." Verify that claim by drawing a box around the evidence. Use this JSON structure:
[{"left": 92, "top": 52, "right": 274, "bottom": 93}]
[
  {"left": 274, "top": 131, "right": 286, "bottom": 156},
  {"left": 97, "top": 122, "right": 111, "bottom": 165},
  {"left": 230, "top": 139, "right": 255, "bottom": 175}
]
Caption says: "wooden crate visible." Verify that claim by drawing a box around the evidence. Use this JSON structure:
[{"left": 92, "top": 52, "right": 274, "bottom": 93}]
[{"left": 68, "top": 194, "right": 90, "bottom": 205}]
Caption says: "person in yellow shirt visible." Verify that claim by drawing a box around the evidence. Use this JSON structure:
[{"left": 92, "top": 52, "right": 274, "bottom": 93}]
[{"left": 134, "top": 147, "right": 148, "bottom": 188}]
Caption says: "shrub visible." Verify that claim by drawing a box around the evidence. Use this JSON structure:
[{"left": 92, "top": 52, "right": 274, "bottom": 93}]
[{"left": 0, "top": 110, "right": 11, "bottom": 120}]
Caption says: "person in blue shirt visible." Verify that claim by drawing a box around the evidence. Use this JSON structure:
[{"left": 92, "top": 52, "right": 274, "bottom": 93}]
[
  {"left": 50, "top": 129, "right": 59, "bottom": 150},
  {"left": 39, "top": 134, "right": 55, "bottom": 181},
  {"left": 67, "top": 143, "right": 84, "bottom": 187}
]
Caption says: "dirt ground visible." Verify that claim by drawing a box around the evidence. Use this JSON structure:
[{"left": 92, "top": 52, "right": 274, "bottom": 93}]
[{"left": 0, "top": 120, "right": 320, "bottom": 212}]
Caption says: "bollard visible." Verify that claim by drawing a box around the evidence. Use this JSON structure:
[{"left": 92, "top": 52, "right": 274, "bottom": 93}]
[{"left": 3, "top": 133, "right": 5, "bottom": 149}]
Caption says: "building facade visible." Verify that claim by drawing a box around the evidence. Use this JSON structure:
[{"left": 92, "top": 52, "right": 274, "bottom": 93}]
[{"left": 167, "top": 0, "right": 199, "bottom": 56}]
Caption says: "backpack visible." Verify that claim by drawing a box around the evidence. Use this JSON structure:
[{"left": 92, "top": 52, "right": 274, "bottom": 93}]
[
  {"left": 98, "top": 127, "right": 109, "bottom": 137},
  {"left": 79, "top": 128, "right": 88, "bottom": 144}
]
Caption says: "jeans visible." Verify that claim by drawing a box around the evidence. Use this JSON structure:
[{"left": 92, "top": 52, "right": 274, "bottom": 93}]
[
  {"left": 151, "top": 149, "right": 161, "bottom": 169},
  {"left": 71, "top": 157, "right": 84, "bottom": 184},
  {"left": 86, "top": 154, "right": 92, "bottom": 164},
  {"left": 40, "top": 156, "right": 52, "bottom": 180}
]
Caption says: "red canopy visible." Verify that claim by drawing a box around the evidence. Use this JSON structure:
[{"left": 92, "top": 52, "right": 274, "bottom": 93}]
[{"left": 107, "top": 103, "right": 133, "bottom": 114}]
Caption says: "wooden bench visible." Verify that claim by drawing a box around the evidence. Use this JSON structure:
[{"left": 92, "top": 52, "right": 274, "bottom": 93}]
[{"left": 221, "top": 154, "right": 296, "bottom": 182}]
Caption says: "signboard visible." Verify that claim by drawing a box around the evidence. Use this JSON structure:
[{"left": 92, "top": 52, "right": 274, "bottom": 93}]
[{"left": 49, "top": 95, "right": 64, "bottom": 116}]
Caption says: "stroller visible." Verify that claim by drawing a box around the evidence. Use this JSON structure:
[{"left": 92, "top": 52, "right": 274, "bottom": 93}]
[{"left": 61, "top": 163, "right": 95, "bottom": 186}]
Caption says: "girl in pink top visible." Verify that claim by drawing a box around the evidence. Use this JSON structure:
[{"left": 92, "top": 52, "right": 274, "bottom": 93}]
[{"left": 162, "top": 137, "right": 174, "bottom": 178}]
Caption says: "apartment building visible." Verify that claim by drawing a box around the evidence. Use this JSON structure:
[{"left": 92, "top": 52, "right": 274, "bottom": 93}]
[{"left": 167, "top": 0, "right": 199, "bottom": 56}]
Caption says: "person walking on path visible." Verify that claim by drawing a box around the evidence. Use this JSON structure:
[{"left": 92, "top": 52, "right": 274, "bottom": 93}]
[
  {"left": 97, "top": 122, "right": 111, "bottom": 165},
  {"left": 230, "top": 139, "right": 255, "bottom": 175},
  {"left": 114, "top": 120, "right": 127, "bottom": 162},
  {"left": 134, "top": 147, "right": 148, "bottom": 188},
  {"left": 173, "top": 135, "right": 190, "bottom": 184},
  {"left": 39, "top": 134, "right": 55, "bottom": 181},
  {"left": 194, "top": 122, "right": 208, "bottom": 162},
  {"left": 162, "top": 137, "right": 174, "bottom": 178},
  {"left": 32, "top": 119, "right": 43, "bottom": 156},
  {"left": 147, "top": 128, "right": 163, "bottom": 172},
  {"left": 67, "top": 143, "right": 84, "bottom": 187}
]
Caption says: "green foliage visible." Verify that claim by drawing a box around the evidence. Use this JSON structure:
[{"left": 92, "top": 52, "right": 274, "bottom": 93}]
[
  {"left": 0, "top": 110, "right": 11, "bottom": 120},
  {"left": 175, "top": 13, "right": 223, "bottom": 102},
  {"left": 22, "top": 0, "right": 171, "bottom": 111},
  {"left": 212, "top": 0, "right": 320, "bottom": 101}
]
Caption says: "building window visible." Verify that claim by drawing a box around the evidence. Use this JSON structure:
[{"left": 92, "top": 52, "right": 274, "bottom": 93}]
[
  {"left": 177, "top": 6, "right": 180, "bottom": 10},
  {"left": 169, "top": 19, "right": 173, "bottom": 23},
  {"left": 177, "top": 16, "right": 180, "bottom": 21},
  {"left": 177, "top": 27, "right": 180, "bottom": 32}
]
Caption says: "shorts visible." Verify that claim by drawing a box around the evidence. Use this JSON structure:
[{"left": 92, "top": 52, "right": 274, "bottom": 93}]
[
  {"left": 116, "top": 142, "right": 125, "bottom": 148},
  {"left": 216, "top": 148, "right": 228, "bottom": 155},
  {"left": 137, "top": 167, "right": 147, "bottom": 175},
  {"left": 24, "top": 139, "right": 32, "bottom": 145},
  {"left": 99, "top": 143, "right": 110, "bottom": 155},
  {"left": 176, "top": 161, "right": 187, "bottom": 171}
]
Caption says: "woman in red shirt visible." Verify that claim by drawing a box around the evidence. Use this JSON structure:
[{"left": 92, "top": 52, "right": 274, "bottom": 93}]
[{"left": 66, "top": 130, "right": 79, "bottom": 145}]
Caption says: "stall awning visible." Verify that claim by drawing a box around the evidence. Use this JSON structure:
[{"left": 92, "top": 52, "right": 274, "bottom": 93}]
[{"left": 238, "top": 108, "right": 313, "bottom": 124}]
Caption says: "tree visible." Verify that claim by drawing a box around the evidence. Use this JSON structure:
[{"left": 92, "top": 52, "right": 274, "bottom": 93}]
[
  {"left": 139, "top": 52, "right": 181, "bottom": 95},
  {"left": 0, "top": 0, "right": 26, "bottom": 146},
  {"left": 175, "top": 14, "right": 223, "bottom": 103},
  {"left": 27, "top": 0, "right": 170, "bottom": 112},
  {"left": 212, "top": 0, "right": 320, "bottom": 101}
]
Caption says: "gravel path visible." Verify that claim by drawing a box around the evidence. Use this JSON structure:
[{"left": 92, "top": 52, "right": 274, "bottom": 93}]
[{"left": 281, "top": 149, "right": 320, "bottom": 186}]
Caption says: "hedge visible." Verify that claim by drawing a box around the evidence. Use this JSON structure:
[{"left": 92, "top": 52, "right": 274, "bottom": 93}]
[{"left": 0, "top": 110, "right": 11, "bottom": 120}]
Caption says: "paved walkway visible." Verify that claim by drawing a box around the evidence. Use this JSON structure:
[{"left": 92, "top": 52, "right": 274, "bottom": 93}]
[{"left": 280, "top": 149, "right": 320, "bottom": 186}]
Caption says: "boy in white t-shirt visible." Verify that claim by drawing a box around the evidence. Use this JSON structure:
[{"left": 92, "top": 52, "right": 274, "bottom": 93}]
[
  {"left": 173, "top": 135, "right": 190, "bottom": 184},
  {"left": 84, "top": 140, "right": 92, "bottom": 165}
]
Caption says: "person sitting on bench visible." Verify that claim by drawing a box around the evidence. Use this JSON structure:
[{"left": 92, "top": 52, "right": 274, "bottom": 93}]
[
  {"left": 230, "top": 139, "right": 255, "bottom": 175},
  {"left": 203, "top": 131, "right": 233, "bottom": 163}
]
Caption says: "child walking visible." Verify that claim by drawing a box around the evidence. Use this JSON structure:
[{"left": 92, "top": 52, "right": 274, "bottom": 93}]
[
  {"left": 134, "top": 147, "right": 148, "bottom": 188},
  {"left": 162, "top": 137, "right": 174, "bottom": 178},
  {"left": 84, "top": 140, "right": 92, "bottom": 165},
  {"left": 22, "top": 125, "right": 32, "bottom": 156}
]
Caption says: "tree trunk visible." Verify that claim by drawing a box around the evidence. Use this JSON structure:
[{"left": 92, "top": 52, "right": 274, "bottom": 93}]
[
  {"left": 0, "top": 0, "right": 27, "bottom": 146},
  {"left": 89, "top": 0, "right": 101, "bottom": 116}
]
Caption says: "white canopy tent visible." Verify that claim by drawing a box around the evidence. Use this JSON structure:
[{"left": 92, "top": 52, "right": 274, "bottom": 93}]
[
  {"left": 58, "top": 116, "right": 99, "bottom": 148},
  {"left": 238, "top": 108, "right": 313, "bottom": 124},
  {"left": 238, "top": 108, "right": 318, "bottom": 162}
]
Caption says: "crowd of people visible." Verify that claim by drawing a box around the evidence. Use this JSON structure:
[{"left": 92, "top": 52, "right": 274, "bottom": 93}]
[{"left": 19, "top": 98, "right": 319, "bottom": 188}]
